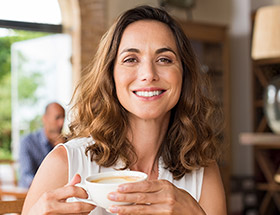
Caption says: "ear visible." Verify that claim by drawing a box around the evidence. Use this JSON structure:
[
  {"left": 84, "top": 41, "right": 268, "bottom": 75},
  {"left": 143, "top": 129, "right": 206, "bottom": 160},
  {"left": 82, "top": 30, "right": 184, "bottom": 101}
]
[{"left": 42, "top": 114, "right": 46, "bottom": 124}]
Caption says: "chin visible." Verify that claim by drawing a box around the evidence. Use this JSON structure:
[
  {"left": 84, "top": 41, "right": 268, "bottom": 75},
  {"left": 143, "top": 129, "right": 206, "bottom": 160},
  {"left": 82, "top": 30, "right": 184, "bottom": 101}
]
[{"left": 131, "top": 111, "right": 168, "bottom": 121}]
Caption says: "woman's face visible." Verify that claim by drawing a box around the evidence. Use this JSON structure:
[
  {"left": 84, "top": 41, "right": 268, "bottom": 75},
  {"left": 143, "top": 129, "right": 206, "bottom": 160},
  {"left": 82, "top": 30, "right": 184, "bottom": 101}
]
[{"left": 114, "top": 20, "right": 183, "bottom": 121}]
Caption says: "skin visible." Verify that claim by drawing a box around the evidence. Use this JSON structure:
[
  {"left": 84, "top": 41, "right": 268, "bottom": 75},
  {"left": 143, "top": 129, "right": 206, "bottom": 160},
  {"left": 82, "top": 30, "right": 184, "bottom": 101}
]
[
  {"left": 22, "top": 20, "right": 226, "bottom": 215},
  {"left": 42, "top": 103, "right": 65, "bottom": 146}
]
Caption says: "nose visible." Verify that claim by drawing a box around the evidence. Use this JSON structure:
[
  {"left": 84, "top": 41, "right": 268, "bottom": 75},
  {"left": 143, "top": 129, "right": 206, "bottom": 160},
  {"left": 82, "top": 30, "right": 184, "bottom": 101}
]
[{"left": 138, "top": 60, "right": 159, "bottom": 82}]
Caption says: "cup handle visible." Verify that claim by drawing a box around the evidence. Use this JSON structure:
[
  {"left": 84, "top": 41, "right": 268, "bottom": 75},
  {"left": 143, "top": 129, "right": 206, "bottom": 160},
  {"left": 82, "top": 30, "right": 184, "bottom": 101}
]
[
  {"left": 72, "top": 183, "right": 97, "bottom": 206},
  {"left": 71, "top": 197, "right": 97, "bottom": 205}
]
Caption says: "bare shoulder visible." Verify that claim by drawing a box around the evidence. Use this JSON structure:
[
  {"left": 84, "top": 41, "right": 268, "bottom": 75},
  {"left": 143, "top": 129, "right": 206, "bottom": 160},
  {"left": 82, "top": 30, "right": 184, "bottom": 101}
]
[
  {"left": 22, "top": 145, "right": 68, "bottom": 213},
  {"left": 199, "top": 162, "right": 227, "bottom": 215},
  {"left": 30, "top": 145, "right": 68, "bottom": 189},
  {"left": 43, "top": 144, "right": 68, "bottom": 169}
]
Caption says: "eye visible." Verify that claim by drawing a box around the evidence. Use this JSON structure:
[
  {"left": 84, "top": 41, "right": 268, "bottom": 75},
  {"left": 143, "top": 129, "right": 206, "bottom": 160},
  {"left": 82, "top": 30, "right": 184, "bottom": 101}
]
[
  {"left": 123, "top": 57, "right": 138, "bottom": 63},
  {"left": 157, "top": 57, "right": 173, "bottom": 64}
]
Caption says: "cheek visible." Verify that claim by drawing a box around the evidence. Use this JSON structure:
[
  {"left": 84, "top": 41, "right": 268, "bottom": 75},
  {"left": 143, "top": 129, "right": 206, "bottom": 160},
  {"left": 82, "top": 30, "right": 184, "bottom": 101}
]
[
  {"left": 113, "top": 71, "right": 130, "bottom": 103},
  {"left": 115, "top": 73, "right": 128, "bottom": 86},
  {"left": 169, "top": 71, "right": 183, "bottom": 102},
  {"left": 113, "top": 69, "right": 121, "bottom": 92},
  {"left": 114, "top": 72, "right": 125, "bottom": 95},
  {"left": 166, "top": 70, "right": 183, "bottom": 88},
  {"left": 114, "top": 67, "right": 135, "bottom": 91}
]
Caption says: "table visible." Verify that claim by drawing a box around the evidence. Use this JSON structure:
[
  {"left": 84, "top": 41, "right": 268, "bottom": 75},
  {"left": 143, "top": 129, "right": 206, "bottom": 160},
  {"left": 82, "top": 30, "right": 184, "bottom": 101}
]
[{"left": 239, "top": 132, "right": 280, "bottom": 215}]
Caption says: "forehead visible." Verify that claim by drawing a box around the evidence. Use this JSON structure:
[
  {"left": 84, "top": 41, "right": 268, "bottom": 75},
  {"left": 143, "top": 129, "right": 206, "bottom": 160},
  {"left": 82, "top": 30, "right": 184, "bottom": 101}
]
[
  {"left": 46, "top": 104, "right": 64, "bottom": 115},
  {"left": 118, "top": 20, "right": 177, "bottom": 51}
]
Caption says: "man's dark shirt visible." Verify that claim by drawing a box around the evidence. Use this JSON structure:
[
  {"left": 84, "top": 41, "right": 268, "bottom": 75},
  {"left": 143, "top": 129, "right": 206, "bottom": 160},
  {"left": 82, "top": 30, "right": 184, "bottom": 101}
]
[{"left": 19, "top": 129, "right": 54, "bottom": 188}]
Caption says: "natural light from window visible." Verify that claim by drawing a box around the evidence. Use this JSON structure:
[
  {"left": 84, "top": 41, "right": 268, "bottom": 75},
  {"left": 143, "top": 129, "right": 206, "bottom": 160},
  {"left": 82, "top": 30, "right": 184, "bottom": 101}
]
[
  {"left": 0, "top": 0, "right": 71, "bottom": 161},
  {"left": 0, "top": 0, "right": 61, "bottom": 24}
]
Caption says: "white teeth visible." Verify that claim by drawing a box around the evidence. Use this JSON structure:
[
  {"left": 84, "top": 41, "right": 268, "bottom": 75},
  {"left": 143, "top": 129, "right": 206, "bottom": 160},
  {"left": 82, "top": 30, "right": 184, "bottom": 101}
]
[{"left": 135, "top": 91, "right": 162, "bottom": 97}]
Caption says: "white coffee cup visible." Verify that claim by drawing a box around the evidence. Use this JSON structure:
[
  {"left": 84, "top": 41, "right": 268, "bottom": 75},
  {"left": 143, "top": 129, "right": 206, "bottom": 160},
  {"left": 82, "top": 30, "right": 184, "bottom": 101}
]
[{"left": 74, "top": 171, "right": 147, "bottom": 210}]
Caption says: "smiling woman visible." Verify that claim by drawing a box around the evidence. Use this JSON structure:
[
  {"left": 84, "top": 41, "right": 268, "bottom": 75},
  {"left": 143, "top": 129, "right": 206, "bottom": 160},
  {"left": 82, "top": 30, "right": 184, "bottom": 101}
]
[{"left": 21, "top": 5, "right": 226, "bottom": 215}]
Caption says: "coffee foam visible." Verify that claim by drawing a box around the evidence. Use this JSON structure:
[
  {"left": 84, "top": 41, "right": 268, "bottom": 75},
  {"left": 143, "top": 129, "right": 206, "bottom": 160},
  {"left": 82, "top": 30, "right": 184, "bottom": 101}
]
[{"left": 91, "top": 176, "right": 142, "bottom": 184}]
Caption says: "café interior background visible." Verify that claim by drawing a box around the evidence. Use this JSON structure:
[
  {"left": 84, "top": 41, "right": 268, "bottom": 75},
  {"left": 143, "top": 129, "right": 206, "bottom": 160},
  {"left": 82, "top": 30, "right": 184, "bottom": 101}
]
[{"left": 1, "top": 0, "right": 280, "bottom": 214}]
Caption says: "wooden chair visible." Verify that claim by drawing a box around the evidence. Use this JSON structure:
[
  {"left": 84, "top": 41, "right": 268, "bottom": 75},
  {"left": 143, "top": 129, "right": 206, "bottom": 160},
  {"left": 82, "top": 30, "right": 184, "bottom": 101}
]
[
  {"left": 0, "top": 159, "right": 18, "bottom": 187},
  {"left": 0, "top": 186, "right": 28, "bottom": 200},
  {"left": 0, "top": 159, "right": 28, "bottom": 201},
  {"left": 0, "top": 198, "right": 25, "bottom": 214}
]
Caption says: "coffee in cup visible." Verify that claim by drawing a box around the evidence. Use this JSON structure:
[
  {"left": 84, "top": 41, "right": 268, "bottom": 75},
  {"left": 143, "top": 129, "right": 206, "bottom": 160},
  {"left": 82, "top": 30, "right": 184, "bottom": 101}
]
[{"left": 90, "top": 175, "right": 142, "bottom": 184}]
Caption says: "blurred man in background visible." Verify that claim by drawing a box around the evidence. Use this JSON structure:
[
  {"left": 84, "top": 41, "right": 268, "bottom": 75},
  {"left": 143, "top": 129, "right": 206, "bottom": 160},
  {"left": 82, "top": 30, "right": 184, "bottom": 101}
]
[{"left": 19, "top": 102, "right": 65, "bottom": 188}]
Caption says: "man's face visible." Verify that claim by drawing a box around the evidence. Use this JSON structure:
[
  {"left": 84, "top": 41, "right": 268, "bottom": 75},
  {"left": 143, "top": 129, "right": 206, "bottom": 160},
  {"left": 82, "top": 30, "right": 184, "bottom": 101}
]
[{"left": 43, "top": 104, "right": 65, "bottom": 135}]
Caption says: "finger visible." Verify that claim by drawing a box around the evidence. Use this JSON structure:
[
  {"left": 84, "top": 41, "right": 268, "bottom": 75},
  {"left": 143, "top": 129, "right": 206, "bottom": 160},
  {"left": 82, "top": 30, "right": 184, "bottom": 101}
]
[
  {"left": 109, "top": 203, "right": 171, "bottom": 215},
  {"left": 67, "top": 213, "right": 89, "bottom": 215},
  {"left": 108, "top": 191, "right": 165, "bottom": 204},
  {"left": 66, "top": 173, "right": 81, "bottom": 186},
  {"left": 51, "top": 201, "right": 95, "bottom": 214},
  {"left": 118, "top": 179, "right": 172, "bottom": 193},
  {"left": 38, "top": 192, "right": 95, "bottom": 214},
  {"left": 50, "top": 173, "right": 87, "bottom": 200},
  {"left": 70, "top": 213, "right": 89, "bottom": 215},
  {"left": 47, "top": 184, "right": 88, "bottom": 200}
]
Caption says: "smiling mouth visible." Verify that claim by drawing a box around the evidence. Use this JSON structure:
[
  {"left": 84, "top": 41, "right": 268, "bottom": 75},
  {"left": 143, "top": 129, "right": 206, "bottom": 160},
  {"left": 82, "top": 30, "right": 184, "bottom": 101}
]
[{"left": 133, "top": 90, "right": 165, "bottom": 97}]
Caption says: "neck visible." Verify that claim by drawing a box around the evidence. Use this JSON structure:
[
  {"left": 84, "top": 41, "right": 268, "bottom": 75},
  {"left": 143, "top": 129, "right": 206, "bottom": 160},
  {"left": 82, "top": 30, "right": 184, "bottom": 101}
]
[{"left": 128, "top": 113, "right": 170, "bottom": 179}]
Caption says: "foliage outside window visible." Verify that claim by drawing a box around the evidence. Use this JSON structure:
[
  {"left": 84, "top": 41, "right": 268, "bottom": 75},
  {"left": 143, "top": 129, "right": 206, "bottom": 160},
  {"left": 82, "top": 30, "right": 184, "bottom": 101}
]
[{"left": 0, "top": 30, "right": 50, "bottom": 159}]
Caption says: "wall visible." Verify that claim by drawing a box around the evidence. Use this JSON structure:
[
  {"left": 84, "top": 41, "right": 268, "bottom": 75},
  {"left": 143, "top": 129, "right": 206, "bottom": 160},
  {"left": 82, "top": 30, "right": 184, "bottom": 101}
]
[
  {"left": 107, "top": 0, "right": 231, "bottom": 26},
  {"left": 229, "top": 0, "right": 252, "bottom": 175},
  {"left": 107, "top": 0, "right": 158, "bottom": 26},
  {"left": 175, "top": 0, "right": 279, "bottom": 176},
  {"left": 230, "top": 0, "right": 280, "bottom": 176},
  {"left": 169, "top": 0, "right": 231, "bottom": 25},
  {"left": 252, "top": 0, "right": 277, "bottom": 11}
]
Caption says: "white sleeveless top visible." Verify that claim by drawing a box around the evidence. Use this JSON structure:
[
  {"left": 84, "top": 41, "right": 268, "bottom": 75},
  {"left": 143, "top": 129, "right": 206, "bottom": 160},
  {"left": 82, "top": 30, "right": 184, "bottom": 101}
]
[{"left": 60, "top": 137, "right": 204, "bottom": 215}]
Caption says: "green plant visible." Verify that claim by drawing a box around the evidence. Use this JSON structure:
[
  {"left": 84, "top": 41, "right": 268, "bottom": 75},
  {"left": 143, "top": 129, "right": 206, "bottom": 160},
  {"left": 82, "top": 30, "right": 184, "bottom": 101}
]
[{"left": 0, "top": 29, "right": 50, "bottom": 159}]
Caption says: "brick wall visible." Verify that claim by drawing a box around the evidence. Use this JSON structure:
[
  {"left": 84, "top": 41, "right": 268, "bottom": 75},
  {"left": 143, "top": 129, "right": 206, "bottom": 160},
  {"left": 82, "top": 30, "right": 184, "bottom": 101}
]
[
  {"left": 59, "top": 0, "right": 107, "bottom": 83},
  {"left": 79, "top": 0, "right": 107, "bottom": 75}
]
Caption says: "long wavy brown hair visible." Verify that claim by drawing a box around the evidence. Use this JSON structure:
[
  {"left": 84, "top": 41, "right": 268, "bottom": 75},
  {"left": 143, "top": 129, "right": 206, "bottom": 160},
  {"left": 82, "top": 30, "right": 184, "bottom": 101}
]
[{"left": 68, "top": 5, "right": 223, "bottom": 180}]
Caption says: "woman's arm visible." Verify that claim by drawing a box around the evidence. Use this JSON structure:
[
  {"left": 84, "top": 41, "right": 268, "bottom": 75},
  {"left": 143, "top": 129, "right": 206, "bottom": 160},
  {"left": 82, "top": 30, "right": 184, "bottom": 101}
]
[
  {"left": 199, "top": 162, "right": 227, "bottom": 214},
  {"left": 22, "top": 145, "right": 95, "bottom": 215}
]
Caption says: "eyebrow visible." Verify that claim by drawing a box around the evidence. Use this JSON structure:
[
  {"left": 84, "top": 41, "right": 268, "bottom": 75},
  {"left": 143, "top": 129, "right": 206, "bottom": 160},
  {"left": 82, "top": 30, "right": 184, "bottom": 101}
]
[
  {"left": 119, "top": 47, "right": 177, "bottom": 56},
  {"left": 155, "top": 47, "right": 177, "bottom": 56},
  {"left": 120, "top": 48, "right": 140, "bottom": 55}
]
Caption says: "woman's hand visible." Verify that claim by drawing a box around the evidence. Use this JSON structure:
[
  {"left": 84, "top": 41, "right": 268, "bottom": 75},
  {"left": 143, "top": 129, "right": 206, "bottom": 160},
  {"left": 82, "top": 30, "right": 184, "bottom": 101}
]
[
  {"left": 22, "top": 146, "right": 96, "bottom": 215},
  {"left": 27, "top": 174, "right": 96, "bottom": 215},
  {"left": 107, "top": 179, "right": 205, "bottom": 215}
]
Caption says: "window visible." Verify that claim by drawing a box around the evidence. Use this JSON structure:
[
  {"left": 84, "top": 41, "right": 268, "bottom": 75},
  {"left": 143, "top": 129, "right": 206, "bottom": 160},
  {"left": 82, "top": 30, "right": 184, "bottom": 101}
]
[
  {"left": 0, "top": 0, "right": 61, "bottom": 24},
  {"left": 0, "top": 0, "right": 72, "bottom": 160}
]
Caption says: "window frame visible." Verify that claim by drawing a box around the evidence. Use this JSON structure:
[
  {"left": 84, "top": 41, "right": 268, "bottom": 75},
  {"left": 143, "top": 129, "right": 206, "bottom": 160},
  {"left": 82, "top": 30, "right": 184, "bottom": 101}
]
[{"left": 0, "top": 19, "right": 62, "bottom": 33}]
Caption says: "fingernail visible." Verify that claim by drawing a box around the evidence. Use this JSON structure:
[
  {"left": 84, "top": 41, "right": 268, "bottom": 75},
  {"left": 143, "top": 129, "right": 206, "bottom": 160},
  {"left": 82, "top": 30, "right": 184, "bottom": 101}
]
[
  {"left": 118, "top": 185, "right": 125, "bottom": 192},
  {"left": 108, "top": 193, "right": 116, "bottom": 200},
  {"left": 109, "top": 206, "right": 119, "bottom": 213}
]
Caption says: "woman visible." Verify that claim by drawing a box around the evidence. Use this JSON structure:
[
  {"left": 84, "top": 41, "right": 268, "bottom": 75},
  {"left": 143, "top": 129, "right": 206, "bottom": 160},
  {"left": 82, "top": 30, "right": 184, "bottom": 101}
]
[{"left": 22, "top": 5, "right": 226, "bottom": 215}]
